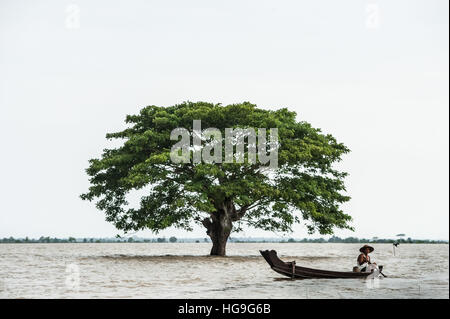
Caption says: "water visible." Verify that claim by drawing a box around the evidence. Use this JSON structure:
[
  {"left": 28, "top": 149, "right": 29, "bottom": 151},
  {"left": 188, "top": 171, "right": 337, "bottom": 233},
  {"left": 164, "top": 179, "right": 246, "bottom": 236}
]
[{"left": 0, "top": 243, "right": 448, "bottom": 298}]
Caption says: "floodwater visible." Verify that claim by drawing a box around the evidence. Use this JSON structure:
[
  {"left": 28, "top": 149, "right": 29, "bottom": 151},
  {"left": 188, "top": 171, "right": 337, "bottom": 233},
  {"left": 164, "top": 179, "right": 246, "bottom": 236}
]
[{"left": 0, "top": 243, "right": 448, "bottom": 299}]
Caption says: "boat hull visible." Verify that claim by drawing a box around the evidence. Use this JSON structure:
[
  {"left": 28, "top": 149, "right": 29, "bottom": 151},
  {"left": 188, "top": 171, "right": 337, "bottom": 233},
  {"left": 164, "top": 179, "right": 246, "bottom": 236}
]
[{"left": 260, "top": 250, "right": 374, "bottom": 279}]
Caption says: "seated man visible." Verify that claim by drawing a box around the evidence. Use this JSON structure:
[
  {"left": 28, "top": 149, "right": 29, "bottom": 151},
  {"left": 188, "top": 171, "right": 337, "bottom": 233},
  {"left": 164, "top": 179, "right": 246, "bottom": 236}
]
[{"left": 356, "top": 245, "right": 378, "bottom": 272}]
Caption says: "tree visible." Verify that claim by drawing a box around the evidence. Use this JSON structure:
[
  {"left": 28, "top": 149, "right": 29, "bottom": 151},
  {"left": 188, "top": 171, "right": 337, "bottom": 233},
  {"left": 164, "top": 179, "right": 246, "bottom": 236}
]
[
  {"left": 81, "top": 102, "right": 352, "bottom": 256},
  {"left": 169, "top": 236, "right": 177, "bottom": 243}
]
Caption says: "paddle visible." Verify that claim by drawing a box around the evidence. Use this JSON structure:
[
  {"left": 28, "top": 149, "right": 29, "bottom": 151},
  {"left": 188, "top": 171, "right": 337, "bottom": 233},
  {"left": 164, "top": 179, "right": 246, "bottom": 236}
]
[{"left": 378, "top": 265, "right": 387, "bottom": 278}]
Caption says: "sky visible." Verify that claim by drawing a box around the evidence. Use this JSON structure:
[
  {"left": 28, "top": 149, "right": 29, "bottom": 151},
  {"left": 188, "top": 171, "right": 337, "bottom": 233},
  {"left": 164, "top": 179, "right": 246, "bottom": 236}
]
[{"left": 0, "top": 0, "right": 448, "bottom": 240}]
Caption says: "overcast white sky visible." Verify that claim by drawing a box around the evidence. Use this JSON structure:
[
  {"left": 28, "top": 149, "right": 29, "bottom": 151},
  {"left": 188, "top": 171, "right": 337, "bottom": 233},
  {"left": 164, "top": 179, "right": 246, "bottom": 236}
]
[{"left": 0, "top": 0, "right": 448, "bottom": 240}]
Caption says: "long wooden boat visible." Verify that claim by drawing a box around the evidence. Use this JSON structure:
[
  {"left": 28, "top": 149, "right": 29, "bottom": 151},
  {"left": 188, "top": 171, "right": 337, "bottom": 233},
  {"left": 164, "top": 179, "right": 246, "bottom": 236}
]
[{"left": 260, "top": 250, "right": 380, "bottom": 279}]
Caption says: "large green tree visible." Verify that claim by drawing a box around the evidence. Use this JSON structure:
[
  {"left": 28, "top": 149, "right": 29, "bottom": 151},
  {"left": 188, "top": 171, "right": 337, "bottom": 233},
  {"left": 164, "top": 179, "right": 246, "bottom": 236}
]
[{"left": 81, "top": 102, "right": 352, "bottom": 255}]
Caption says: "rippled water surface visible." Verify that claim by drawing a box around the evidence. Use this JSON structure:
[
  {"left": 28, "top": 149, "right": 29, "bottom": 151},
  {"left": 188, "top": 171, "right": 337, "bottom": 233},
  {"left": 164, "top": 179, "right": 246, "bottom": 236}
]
[{"left": 0, "top": 243, "right": 448, "bottom": 298}]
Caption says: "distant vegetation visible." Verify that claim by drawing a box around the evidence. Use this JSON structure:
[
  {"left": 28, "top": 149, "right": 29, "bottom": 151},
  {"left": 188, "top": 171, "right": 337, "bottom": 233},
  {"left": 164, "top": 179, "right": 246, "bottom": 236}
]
[
  {"left": 0, "top": 236, "right": 171, "bottom": 243},
  {"left": 0, "top": 235, "right": 447, "bottom": 244},
  {"left": 246, "top": 236, "right": 448, "bottom": 244}
]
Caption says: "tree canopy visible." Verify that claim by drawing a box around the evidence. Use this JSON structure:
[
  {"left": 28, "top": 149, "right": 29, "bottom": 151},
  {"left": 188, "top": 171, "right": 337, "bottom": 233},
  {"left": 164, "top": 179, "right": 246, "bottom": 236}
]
[{"left": 81, "top": 102, "right": 352, "bottom": 255}]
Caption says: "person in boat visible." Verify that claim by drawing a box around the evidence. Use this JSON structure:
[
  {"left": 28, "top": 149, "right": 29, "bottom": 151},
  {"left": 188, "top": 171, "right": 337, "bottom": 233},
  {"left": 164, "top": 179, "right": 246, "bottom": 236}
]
[{"left": 356, "top": 245, "right": 378, "bottom": 273}]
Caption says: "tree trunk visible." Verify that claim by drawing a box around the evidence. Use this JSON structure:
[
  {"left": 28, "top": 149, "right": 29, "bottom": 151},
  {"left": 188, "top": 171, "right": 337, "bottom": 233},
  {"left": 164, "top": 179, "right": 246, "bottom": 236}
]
[
  {"left": 202, "top": 200, "right": 235, "bottom": 256},
  {"left": 208, "top": 215, "right": 232, "bottom": 256}
]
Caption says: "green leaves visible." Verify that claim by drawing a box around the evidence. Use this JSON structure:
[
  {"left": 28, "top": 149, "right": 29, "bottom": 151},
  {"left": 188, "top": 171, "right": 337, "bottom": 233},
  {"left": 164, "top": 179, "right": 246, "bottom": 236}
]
[{"left": 81, "top": 101, "right": 352, "bottom": 236}]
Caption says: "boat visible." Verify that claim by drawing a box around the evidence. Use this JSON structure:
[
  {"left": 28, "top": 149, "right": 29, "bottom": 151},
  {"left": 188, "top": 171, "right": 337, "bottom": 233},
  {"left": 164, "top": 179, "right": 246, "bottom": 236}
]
[{"left": 260, "top": 250, "right": 383, "bottom": 279}]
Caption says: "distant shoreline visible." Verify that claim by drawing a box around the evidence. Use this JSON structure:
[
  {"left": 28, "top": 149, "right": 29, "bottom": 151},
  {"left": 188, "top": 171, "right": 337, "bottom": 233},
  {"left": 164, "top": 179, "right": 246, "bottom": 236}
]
[{"left": 1, "top": 236, "right": 448, "bottom": 244}]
